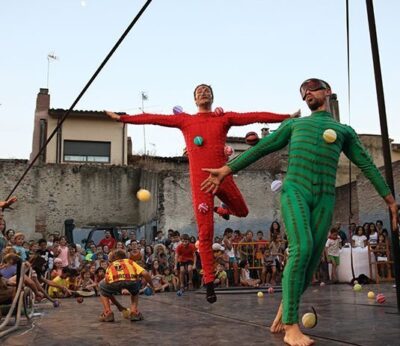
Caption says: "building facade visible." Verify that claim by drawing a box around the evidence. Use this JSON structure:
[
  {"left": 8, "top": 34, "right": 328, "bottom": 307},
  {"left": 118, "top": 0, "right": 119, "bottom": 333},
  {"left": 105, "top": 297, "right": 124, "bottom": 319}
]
[{"left": 30, "top": 88, "right": 128, "bottom": 165}]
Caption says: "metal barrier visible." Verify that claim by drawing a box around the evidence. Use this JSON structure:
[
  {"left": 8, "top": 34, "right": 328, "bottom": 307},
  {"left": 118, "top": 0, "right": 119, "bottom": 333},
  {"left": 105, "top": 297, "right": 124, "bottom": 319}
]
[{"left": 233, "top": 241, "right": 270, "bottom": 269}]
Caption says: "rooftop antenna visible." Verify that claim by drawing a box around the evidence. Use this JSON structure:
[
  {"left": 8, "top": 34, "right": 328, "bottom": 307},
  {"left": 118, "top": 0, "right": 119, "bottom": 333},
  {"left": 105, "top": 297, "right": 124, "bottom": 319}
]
[{"left": 47, "top": 52, "right": 59, "bottom": 89}]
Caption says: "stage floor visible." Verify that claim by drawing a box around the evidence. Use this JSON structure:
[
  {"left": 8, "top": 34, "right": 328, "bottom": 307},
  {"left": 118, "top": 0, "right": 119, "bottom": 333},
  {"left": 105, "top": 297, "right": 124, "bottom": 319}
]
[{"left": 2, "top": 283, "right": 400, "bottom": 346}]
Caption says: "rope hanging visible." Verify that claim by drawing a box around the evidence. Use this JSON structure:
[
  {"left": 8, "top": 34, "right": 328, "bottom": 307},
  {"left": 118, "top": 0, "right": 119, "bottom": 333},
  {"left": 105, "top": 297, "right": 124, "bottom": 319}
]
[{"left": 5, "top": 0, "right": 153, "bottom": 200}]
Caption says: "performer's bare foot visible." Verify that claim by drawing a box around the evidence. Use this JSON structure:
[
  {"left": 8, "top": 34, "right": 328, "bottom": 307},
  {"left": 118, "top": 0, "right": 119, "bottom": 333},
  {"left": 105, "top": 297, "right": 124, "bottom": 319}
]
[
  {"left": 270, "top": 301, "right": 284, "bottom": 333},
  {"left": 284, "top": 324, "right": 314, "bottom": 346}
]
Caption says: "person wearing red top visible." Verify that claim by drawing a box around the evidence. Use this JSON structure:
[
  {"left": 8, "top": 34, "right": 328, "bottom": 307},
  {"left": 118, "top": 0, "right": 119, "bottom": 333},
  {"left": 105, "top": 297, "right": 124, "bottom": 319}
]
[
  {"left": 98, "top": 231, "right": 116, "bottom": 250},
  {"left": 175, "top": 234, "right": 196, "bottom": 290},
  {"left": 106, "top": 84, "right": 298, "bottom": 303}
]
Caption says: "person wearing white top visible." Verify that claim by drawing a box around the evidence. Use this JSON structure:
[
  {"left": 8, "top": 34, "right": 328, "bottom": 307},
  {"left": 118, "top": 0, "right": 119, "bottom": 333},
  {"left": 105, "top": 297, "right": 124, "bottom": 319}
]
[{"left": 352, "top": 226, "right": 367, "bottom": 248}]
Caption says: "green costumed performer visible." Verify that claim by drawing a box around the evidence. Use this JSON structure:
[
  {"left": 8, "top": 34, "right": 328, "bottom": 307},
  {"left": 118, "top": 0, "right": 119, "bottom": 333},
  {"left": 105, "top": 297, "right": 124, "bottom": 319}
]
[{"left": 201, "top": 78, "right": 398, "bottom": 346}]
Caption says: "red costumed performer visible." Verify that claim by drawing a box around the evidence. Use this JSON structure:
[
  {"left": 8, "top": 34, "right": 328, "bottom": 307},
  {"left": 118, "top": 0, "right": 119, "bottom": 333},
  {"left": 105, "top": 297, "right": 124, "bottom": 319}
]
[{"left": 106, "top": 84, "right": 298, "bottom": 303}]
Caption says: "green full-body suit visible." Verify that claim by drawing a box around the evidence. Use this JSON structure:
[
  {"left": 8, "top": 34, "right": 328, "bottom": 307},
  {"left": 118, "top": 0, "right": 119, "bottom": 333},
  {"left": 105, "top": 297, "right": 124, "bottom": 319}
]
[{"left": 227, "top": 111, "right": 390, "bottom": 324}]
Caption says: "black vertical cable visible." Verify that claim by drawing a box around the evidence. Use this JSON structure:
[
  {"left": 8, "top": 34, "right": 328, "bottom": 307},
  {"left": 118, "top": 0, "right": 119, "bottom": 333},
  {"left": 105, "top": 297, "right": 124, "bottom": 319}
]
[
  {"left": 345, "top": 0, "right": 356, "bottom": 281},
  {"left": 5, "top": 0, "right": 153, "bottom": 199},
  {"left": 366, "top": 0, "right": 400, "bottom": 311}
]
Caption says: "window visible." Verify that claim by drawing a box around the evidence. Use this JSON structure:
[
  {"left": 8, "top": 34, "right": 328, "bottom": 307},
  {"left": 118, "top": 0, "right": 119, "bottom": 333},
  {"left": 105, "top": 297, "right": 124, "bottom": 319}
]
[{"left": 63, "top": 140, "right": 111, "bottom": 163}]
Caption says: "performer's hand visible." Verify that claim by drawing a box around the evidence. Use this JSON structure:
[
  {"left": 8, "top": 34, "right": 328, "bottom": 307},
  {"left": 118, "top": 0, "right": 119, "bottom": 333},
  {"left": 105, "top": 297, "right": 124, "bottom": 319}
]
[
  {"left": 0, "top": 196, "right": 17, "bottom": 209},
  {"left": 290, "top": 109, "right": 301, "bottom": 118},
  {"left": 384, "top": 194, "right": 399, "bottom": 231},
  {"left": 105, "top": 110, "right": 120, "bottom": 121},
  {"left": 201, "top": 166, "right": 232, "bottom": 194}
]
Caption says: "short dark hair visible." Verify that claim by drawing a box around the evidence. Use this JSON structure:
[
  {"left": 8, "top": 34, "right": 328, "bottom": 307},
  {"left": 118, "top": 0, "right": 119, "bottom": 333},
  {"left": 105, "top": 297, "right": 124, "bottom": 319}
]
[
  {"left": 38, "top": 238, "right": 47, "bottom": 245},
  {"left": 111, "top": 249, "right": 127, "bottom": 261},
  {"left": 224, "top": 228, "right": 233, "bottom": 236},
  {"left": 239, "top": 259, "right": 248, "bottom": 268},
  {"left": 181, "top": 234, "right": 189, "bottom": 241},
  {"left": 194, "top": 84, "right": 214, "bottom": 100}
]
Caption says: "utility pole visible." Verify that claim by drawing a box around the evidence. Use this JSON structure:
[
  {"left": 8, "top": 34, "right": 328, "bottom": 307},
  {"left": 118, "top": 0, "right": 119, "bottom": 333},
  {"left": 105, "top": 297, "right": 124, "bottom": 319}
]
[{"left": 366, "top": 0, "right": 400, "bottom": 312}]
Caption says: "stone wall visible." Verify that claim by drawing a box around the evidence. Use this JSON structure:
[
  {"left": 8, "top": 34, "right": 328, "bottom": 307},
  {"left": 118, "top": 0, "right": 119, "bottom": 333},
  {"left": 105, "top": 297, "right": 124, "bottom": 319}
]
[
  {"left": 0, "top": 160, "right": 158, "bottom": 238},
  {"left": 1, "top": 157, "right": 398, "bottom": 241},
  {"left": 356, "top": 160, "right": 400, "bottom": 228}
]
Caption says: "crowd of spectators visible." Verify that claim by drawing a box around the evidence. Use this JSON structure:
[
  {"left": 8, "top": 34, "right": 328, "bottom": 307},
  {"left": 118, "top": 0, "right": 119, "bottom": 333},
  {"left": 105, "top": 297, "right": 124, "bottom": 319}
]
[{"left": 0, "top": 205, "right": 394, "bottom": 308}]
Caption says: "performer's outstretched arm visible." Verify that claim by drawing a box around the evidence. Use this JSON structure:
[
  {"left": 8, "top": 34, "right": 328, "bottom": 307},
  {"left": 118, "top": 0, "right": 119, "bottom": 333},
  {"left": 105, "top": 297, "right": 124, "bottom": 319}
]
[
  {"left": 343, "top": 126, "right": 391, "bottom": 198},
  {"left": 225, "top": 110, "right": 299, "bottom": 126},
  {"left": 201, "top": 119, "right": 293, "bottom": 194},
  {"left": 106, "top": 111, "right": 186, "bottom": 129},
  {"left": 227, "top": 119, "right": 293, "bottom": 173},
  {"left": 343, "top": 125, "right": 398, "bottom": 229}
]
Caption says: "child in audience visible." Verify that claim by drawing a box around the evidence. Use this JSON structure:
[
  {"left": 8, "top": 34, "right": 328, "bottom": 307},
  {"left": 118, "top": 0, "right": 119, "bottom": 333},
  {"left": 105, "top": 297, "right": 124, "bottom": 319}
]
[
  {"left": 51, "top": 258, "right": 63, "bottom": 279},
  {"left": 78, "top": 269, "right": 97, "bottom": 292},
  {"left": 214, "top": 263, "right": 228, "bottom": 288},
  {"left": 163, "top": 266, "right": 178, "bottom": 291},
  {"left": 325, "top": 228, "right": 341, "bottom": 283},
  {"left": 48, "top": 267, "right": 72, "bottom": 298},
  {"left": 13, "top": 232, "right": 28, "bottom": 261},
  {"left": 261, "top": 246, "right": 276, "bottom": 286},
  {"left": 239, "top": 260, "right": 260, "bottom": 287},
  {"left": 352, "top": 226, "right": 367, "bottom": 248},
  {"left": 151, "top": 260, "right": 169, "bottom": 292}
]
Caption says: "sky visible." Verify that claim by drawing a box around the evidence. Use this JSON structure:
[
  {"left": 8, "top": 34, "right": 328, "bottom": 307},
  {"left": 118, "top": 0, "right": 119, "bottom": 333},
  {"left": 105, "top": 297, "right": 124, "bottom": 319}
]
[{"left": 0, "top": 0, "right": 399, "bottom": 158}]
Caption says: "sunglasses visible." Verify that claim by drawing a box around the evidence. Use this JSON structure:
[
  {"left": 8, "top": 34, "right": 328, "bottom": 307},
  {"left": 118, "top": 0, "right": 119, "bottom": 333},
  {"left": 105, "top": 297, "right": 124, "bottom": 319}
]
[{"left": 300, "top": 79, "right": 329, "bottom": 100}]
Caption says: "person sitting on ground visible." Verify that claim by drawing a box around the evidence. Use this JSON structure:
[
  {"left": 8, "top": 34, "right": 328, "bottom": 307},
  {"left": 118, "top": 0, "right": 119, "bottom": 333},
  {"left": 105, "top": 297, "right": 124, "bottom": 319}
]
[
  {"left": 30, "top": 255, "right": 69, "bottom": 303},
  {"left": 68, "top": 244, "right": 82, "bottom": 270},
  {"left": 212, "top": 243, "right": 229, "bottom": 269},
  {"left": 150, "top": 260, "right": 169, "bottom": 293},
  {"left": 95, "top": 267, "right": 106, "bottom": 285},
  {"left": 214, "top": 263, "right": 228, "bottom": 288},
  {"left": 13, "top": 232, "right": 29, "bottom": 261},
  {"left": 325, "top": 228, "right": 341, "bottom": 283},
  {"left": 98, "top": 249, "right": 154, "bottom": 322},
  {"left": 51, "top": 258, "right": 63, "bottom": 279},
  {"left": 175, "top": 234, "right": 196, "bottom": 291},
  {"left": 239, "top": 259, "right": 260, "bottom": 287},
  {"left": 78, "top": 269, "right": 97, "bottom": 292},
  {"left": 48, "top": 267, "right": 72, "bottom": 298},
  {"left": 163, "top": 266, "right": 178, "bottom": 291},
  {"left": 1, "top": 253, "right": 44, "bottom": 300}
]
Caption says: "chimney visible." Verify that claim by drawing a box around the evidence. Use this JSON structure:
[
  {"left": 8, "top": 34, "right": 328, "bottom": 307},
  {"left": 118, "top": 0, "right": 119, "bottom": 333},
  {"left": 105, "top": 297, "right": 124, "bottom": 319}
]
[
  {"left": 30, "top": 88, "right": 50, "bottom": 163},
  {"left": 261, "top": 127, "right": 270, "bottom": 138},
  {"left": 36, "top": 88, "right": 50, "bottom": 112}
]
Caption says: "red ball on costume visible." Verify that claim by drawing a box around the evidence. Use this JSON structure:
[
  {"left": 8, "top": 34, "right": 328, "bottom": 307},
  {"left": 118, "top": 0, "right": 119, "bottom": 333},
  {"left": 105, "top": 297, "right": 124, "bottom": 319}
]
[
  {"left": 76, "top": 297, "right": 84, "bottom": 304},
  {"left": 214, "top": 107, "right": 224, "bottom": 116},
  {"left": 224, "top": 145, "right": 234, "bottom": 157},
  {"left": 245, "top": 132, "right": 259, "bottom": 146}
]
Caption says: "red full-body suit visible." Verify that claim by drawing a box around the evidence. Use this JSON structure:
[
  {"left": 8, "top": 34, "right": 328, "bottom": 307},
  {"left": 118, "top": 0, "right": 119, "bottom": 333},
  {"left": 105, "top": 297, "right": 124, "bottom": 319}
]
[{"left": 119, "top": 110, "right": 290, "bottom": 284}]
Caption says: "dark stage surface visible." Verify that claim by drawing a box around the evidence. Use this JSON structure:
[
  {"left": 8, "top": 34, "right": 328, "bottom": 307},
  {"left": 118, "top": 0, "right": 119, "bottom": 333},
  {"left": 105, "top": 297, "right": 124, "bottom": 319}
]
[{"left": 2, "top": 284, "right": 399, "bottom": 345}]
